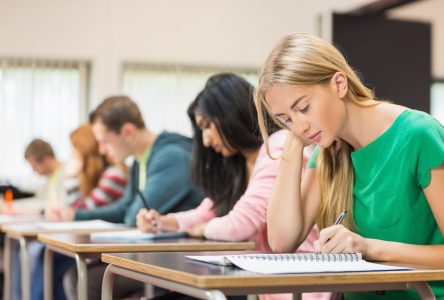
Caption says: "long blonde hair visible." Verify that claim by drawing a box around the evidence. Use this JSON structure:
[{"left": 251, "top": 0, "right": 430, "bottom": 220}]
[{"left": 256, "top": 33, "right": 377, "bottom": 231}]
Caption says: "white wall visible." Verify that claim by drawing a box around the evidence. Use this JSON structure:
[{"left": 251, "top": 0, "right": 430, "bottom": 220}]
[
  {"left": 0, "top": 0, "right": 374, "bottom": 107},
  {"left": 389, "top": 0, "right": 444, "bottom": 79}
]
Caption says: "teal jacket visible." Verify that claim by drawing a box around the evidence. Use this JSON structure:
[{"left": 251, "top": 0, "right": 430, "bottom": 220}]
[{"left": 75, "top": 131, "right": 204, "bottom": 226}]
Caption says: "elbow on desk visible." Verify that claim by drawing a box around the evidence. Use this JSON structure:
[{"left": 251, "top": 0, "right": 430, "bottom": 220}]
[{"left": 268, "top": 231, "right": 300, "bottom": 253}]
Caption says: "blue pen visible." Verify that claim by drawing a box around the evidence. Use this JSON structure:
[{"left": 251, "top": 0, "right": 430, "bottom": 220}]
[{"left": 334, "top": 210, "right": 347, "bottom": 225}]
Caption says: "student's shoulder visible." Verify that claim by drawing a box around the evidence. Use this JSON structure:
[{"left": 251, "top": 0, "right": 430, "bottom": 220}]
[
  {"left": 153, "top": 131, "right": 192, "bottom": 155},
  {"left": 401, "top": 109, "right": 443, "bottom": 140},
  {"left": 149, "top": 132, "right": 191, "bottom": 167}
]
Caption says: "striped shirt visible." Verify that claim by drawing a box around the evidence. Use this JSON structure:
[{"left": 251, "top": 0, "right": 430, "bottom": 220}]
[{"left": 70, "top": 166, "right": 127, "bottom": 210}]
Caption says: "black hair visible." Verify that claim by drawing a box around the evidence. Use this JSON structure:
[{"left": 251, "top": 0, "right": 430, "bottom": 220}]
[{"left": 188, "top": 73, "right": 277, "bottom": 216}]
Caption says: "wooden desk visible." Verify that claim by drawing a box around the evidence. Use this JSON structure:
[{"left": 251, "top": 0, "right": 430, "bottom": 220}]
[
  {"left": 0, "top": 214, "right": 43, "bottom": 230},
  {"left": 101, "top": 252, "right": 444, "bottom": 300},
  {"left": 0, "top": 214, "right": 44, "bottom": 300},
  {"left": 1, "top": 221, "right": 126, "bottom": 300},
  {"left": 38, "top": 233, "right": 255, "bottom": 300}
]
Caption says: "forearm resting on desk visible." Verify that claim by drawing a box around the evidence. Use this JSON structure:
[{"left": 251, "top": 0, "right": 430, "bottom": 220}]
[{"left": 367, "top": 239, "right": 444, "bottom": 268}]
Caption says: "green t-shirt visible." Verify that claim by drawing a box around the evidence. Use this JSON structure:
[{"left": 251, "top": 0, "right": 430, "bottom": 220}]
[
  {"left": 136, "top": 144, "right": 152, "bottom": 190},
  {"left": 307, "top": 110, "right": 444, "bottom": 299}
]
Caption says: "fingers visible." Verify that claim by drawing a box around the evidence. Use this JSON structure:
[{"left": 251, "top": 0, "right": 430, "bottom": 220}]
[
  {"left": 136, "top": 209, "right": 159, "bottom": 233},
  {"left": 136, "top": 208, "right": 148, "bottom": 225},
  {"left": 45, "top": 206, "right": 61, "bottom": 221},
  {"left": 185, "top": 223, "right": 206, "bottom": 238},
  {"left": 315, "top": 225, "right": 364, "bottom": 254},
  {"left": 61, "top": 207, "right": 75, "bottom": 221}
]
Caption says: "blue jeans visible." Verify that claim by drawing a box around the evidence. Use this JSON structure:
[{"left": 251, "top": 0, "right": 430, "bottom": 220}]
[
  {"left": 30, "top": 247, "right": 75, "bottom": 300},
  {"left": 12, "top": 241, "right": 46, "bottom": 300}
]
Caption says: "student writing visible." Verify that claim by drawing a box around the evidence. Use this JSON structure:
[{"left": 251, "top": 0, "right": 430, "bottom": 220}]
[
  {"left": 136, "top": 73, "right": 330, "bottom": 300},
  {"left": 255, "top": 33, "right": 444, "bottom": 300}
]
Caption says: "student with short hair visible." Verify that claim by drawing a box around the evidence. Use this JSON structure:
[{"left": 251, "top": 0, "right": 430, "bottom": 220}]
[
  {"left": 30, "top": 124, "right": 128, "bottom": 300},
  {"left": 24, "top": 138, "right": 67, "bottom": 206},
  {"left": 137, "top": 73, "right": 329, "bottom": 300},
  {"left": 256, "top": 33, "right": 444, "bottom": 299},
  {"left": 49, "top": 95, "right": 204, "bottom": 300},
  {"left": 8, "top": 139, "right": 68, "bottom": 300}
]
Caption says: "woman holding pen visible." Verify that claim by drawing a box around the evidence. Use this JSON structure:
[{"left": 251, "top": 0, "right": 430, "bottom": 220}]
[
  {"left": 137, "top": 73, "right": 330, "bottom": 300},
  {"left": 256, "top": 33, "right": 444, "bottom": 299}
]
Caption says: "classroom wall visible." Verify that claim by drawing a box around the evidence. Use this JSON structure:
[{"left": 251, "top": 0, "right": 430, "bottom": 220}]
[
  {"left": 0, "top": 0, "right": 375, "bottom": 107},
  {"left": 389, "top": 0, "right": 444, "bottom": 80}
]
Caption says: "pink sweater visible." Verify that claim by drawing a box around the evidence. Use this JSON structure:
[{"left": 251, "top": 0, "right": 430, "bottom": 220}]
[{"left": 170, "top": 130, "right": 331, "bottom": 300}]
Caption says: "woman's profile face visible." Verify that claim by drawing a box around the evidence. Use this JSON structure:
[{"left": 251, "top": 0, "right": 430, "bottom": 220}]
[
  {"left": 265, "top": 77, "right": 347, "bottom": 148},
  {"left": 66, "top": 147, "right": 84, "bottom": 177},
  {"left": 194, "top": 113, "right": 237, "bottom": 157}
]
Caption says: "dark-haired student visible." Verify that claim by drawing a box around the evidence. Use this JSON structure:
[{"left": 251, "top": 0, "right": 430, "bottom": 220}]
[
  {"left": 137, "top": 73, "right": 330, "bottom": 300},
  {"left": 42, "top": 96, "right": 203, "bottom": 300}
]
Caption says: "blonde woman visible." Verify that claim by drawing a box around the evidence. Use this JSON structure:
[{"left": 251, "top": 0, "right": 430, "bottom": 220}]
[{"left": 256, "top": 33, "right": 444, "bottom": 300}]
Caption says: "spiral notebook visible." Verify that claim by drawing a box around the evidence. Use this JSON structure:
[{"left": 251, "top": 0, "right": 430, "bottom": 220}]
[{"left": 186, "top": 253, "right": 413, "bottom": 274}]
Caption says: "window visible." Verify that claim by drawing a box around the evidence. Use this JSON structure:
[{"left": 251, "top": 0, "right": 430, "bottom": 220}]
[
  {"left": 431, "top": 80, "right": 444, "bottom": 124},
  {"left": 0, "top": 59, "right": 89, "bottom": 189},
  {"left": 121, "top": 63, "right": 258, "bottom": 137}
]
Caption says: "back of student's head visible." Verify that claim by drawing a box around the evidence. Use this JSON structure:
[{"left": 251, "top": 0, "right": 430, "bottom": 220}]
[
  {"left": 187, "top": 73, "right": 262, "bottom": 216},
  {"left": 256, "top": 33, "right": 375, "bottom": 231},
  {"left": 24, "top": 139, "right": 55, "bottom": 162},
  {"left": 89, "top": 95, "right": 146, "bottom": 134},
  {"left": 70, "top": 123, "right": 107, "bottom": 195}
]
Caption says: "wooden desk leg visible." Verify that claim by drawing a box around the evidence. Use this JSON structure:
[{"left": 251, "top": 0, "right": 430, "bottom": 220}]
[
  {"left": 3, "top": 235, "right": 12, "bottom": 300},
  {"left": 19, "top": 237, "right": 30, "bottom": 300},
  {"left": 407, "top": 282, "right": 436, "bottom": 300},
  {"left": 75, "top": 253, "right": 88, "bottom": 300},
  {"left": 44, "top": 247, "right": 53, "bottom": 300}
]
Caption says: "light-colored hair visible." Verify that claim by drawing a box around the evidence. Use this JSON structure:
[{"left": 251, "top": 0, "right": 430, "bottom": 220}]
[{"left": 256, "top": 33, "right": 377, "bottom": 231}]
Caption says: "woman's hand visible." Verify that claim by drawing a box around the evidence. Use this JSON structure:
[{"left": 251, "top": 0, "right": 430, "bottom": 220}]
[
  {"left": 282, "top": 131, "right": 308, "bottom": 157},
  {"left": 314, "top": 225, "right": 370, "bottom": 256},
  {"left": 136, "top": 208, "right": 160, "bottom": 233},
  {"left": 186, "top": 223, "right": 207, "bottom": 238},
  {"left": 44, "top": 205, "right": 75, "bottom": 221}
]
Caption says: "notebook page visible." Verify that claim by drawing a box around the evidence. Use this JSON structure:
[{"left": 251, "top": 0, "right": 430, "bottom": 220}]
[
  {"left": 37, "top": 220, "right": 121, "bottom": 230},
  {"left": 227, "top": 256, "right": 413, "bottom": 274},
  {"left": 90, "top": 229, "right": 186, "bottom": 241}
]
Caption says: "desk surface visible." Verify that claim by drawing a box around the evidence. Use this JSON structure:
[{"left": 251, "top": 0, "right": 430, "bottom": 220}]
[
  {"left": 0, "top": 215, "right": 44, "bottom": 229},
  {"left": 101, "top": 252, "right": 444, "bottom": 291},
  {"left": 1, "top": 222, "right": 126, "bottom": 237},
  {"left": 38, "top": 233, "right": 256, "bottom": 253}
]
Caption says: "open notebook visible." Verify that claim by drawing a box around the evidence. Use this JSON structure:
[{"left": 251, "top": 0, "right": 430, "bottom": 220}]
[
  {"left": 186, "top": 253, "right": 413, "bottom": 274},
  {"left": 36, "top": 220, "right": 122, "bottom": 230},
  {"left": 90, "top": 229, "right": 187, "bottom": 241}
]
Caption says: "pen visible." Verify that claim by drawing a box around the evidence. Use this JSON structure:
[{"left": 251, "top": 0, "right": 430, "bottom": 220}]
[
  {"left": 334, "top": 210, "right": 347, "bottom": 225},
  {"left": 136, "top": 189, "right": 150, "bottom": 211},
  {"left": 136, "top": 189, "right": 161, "bottom": 231},
  {"left": 315, "top": 210, "right": 348, "bottom": 253}
]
